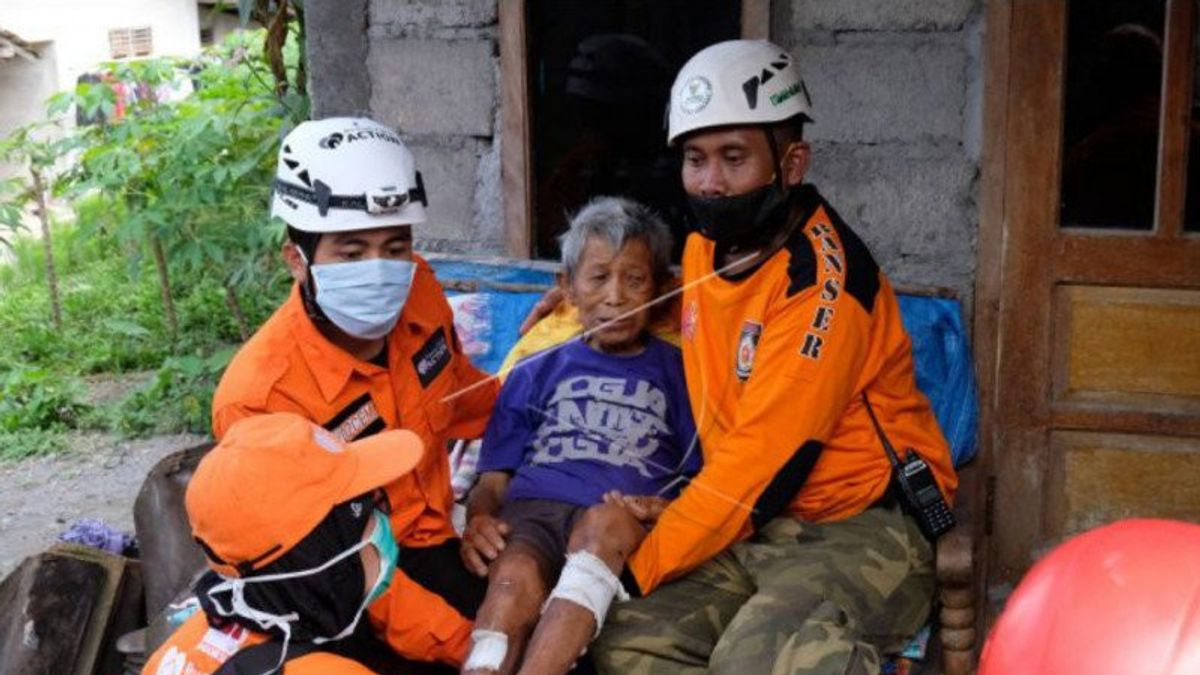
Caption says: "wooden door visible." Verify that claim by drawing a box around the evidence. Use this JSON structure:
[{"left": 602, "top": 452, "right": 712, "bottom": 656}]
[{"left": 984, "top": 0, "right": 1200, "bottom": 612}]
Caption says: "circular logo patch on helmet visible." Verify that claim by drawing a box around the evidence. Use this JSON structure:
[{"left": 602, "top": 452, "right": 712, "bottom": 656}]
[{"left": 679, "top": 76, "right": 713, "bottom": 115}]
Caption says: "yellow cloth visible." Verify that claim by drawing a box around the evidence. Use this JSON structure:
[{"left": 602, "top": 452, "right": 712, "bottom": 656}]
[{"left": 497, "top": 301, "right": 681, "bottom": 382}]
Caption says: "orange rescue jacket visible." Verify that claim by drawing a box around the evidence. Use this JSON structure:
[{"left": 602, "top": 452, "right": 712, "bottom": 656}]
[
  {"left": 210, "top": 254, "right": 495, "bottom": 661},
  {"left": 626, "top": 187, "right": 957, "bottom": 595}
]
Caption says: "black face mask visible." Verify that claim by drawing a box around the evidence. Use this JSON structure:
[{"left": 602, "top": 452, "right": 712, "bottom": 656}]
[
  {"left": 686, "top": 181, "right": 791, "bottom": 250},
  {"left": 196, "top": 495, "right": 372, "bottom": 643}
]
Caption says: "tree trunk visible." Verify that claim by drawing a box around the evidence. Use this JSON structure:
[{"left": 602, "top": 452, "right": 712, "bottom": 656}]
[
  {"left": 292, "top": 0, "right": 307, "bottom": 97},
  {"left": 29, "top": 169, "right": 62, "bottom": 330},
  {"left": 223, "top": 282, "right": 251, "bottom": 341},
  {"left": 263, "top": 2, "right": 290, "bottom": 98},
  {"left": 148, "top": 233, "right": 178, "bottom": 341}
]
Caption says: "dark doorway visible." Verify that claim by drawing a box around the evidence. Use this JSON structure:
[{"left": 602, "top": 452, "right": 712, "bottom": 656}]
[{"left": 526, "top": 0, "right": 741, "bottom": 259}]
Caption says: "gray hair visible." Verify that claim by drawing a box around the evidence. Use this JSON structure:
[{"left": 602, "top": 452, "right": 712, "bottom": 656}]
[{"left": 559, "top": 196, "right": 673, "bottom": 284}]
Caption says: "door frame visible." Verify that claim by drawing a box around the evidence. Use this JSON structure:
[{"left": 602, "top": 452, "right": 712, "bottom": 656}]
[
  {"left": 972, "top": 0, "right": 1012, "bottom": 624},
  {"left": 977, "top": 0, "right": 1200, "bottom": 620}
]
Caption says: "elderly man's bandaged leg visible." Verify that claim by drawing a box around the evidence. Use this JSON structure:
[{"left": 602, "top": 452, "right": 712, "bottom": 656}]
[
  {"left": 464, "top": 629, "right": 509, "bottom": 671},
  {"left": 546, "top": 550, "right": 630, "bottom": 637}
]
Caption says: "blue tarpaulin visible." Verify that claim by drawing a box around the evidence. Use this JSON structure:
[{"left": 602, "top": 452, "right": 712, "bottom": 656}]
[
  {"left": 429, "top": 258, "right": 555, "bottom": 374},
  {"left": 897, "top": 294, "right": 979, "bottom": 467}
]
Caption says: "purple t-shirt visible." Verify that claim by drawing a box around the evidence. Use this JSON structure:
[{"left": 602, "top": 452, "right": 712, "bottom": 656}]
[{"left": 478, "top": 336, "right": 702, "bottom": 507}]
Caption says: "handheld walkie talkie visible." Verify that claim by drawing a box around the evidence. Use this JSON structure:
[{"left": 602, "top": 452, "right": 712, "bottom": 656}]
[{"left": 861, "top": 393, "right": 955, "bottom": 542}]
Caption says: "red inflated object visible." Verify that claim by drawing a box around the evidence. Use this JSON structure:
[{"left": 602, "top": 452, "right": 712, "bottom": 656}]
[{"left": 979, "top": 519, "right": 1200, "bottom": 675}]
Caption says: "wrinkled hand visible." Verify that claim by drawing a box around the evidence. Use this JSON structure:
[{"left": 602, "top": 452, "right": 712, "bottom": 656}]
[
  {"left": 603, "top": 491, "right": 669, "bottom": 525},
  {"left": 460, "top": 514, "right": 510, "bottom": 577},
  {"left": 519, "top": 286, "right": 565, "bottom": 336}
]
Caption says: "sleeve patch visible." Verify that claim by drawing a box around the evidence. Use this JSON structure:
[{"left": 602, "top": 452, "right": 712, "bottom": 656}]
[{"left": 735, "top": 320, "right": 763, "bottom": 382}]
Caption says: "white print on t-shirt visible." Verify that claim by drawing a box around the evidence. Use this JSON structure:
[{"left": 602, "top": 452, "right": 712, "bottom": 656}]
[{"left": 529, "top": 375, "right": 670, "bottom": 478}]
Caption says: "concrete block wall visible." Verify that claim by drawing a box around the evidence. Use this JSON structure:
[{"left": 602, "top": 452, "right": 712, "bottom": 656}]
[
  {"left": 777, "top": 0, "right": 983, "bottom": 304},
  {"left": 306, "top": 0, "right": 985, "bottom": 301},
  {"left": 308, "top": 0, "right": 504, "bottom": 254}
]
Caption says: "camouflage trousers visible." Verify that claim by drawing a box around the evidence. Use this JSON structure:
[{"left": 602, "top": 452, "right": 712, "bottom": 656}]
[{"left": 592, "top": 504, "right": 934, "bottom": 675}]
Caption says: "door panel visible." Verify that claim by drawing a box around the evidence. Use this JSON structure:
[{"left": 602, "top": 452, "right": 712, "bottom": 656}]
[
  {"left": 987, "top": 0, "right": 1200, "bottom": 611},
  {"left": 1056, "top": 285, "right": 1200, "bottom": 402},
  {"left": 1045, "top": 431, "right": 1200, "bottom": 540}
]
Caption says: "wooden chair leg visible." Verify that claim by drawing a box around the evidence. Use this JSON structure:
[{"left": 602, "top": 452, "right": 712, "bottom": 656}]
[{"left": 936, "top": 529, "right": 975, "bottom": 675}]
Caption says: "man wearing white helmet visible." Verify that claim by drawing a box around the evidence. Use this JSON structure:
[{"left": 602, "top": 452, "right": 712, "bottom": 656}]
[
  {"left": 587, "top": 41, "right": 958, "bottom": 674},
  {"left": 212, "top": 117, "right": 499, "bottom": 669}
]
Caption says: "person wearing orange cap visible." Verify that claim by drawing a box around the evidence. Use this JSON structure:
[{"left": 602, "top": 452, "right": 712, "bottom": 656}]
[
  {"left": 144, "top": 412, "right": 476, "bottom": 673},
  {"left": 211, "top": 117, "right": 499, "bottom": 662}
]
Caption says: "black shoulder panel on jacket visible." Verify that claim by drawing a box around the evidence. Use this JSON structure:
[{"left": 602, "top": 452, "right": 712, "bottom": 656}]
[
  {"left": 782, "top": 184, "right": 822, "bottom": 298},
  {"left": 784, "top": 226, "right": 817, "bottom": 298},
  {"left": 819, "top": 195, "right": 880, "bottom": 313}
]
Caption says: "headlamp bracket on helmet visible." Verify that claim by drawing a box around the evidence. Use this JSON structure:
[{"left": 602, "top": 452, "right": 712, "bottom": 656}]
[{"left": 274, "top": 171, "right": 428, "bottom": 218}]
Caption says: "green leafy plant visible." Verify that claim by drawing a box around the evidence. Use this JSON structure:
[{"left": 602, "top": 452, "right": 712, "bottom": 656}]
[
  {"left": 108, "top": 347, "right": 236, "bottom": 436},
  {"left": 0, "top": 23, "right": 306, "bottom": 447},
  {"left": 0, "top": 122, "right": 77, "bottom": 328},
  {"left": 0, "top": 430, "right": 67, "bottom": 461},
  {"left": 0, "top": 178, "right": 27, "bottom": 251},
  {"left": 49, "top": 25, "right": 304, "bottom": 343},
  {"left": 0, "top": 363, "right": 92, "bottom": 461}
]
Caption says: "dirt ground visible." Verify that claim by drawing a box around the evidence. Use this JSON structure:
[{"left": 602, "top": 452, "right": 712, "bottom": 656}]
[{"left": 0, "top": 428, "right": 206, "bottom": 579}]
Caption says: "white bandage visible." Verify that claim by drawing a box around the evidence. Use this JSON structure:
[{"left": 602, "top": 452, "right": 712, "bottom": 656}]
[
  {"left": 546, "top": 551, "right": 630, "bottom": 637},
  {"left": 464, "top": 629, "right": 508, "bottom": 671}
]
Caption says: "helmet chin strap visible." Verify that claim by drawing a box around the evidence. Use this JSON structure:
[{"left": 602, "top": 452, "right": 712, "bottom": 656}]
[
  {"left": 294, "top": 246, "right": 330, "bottom": 325},
  {"left": 763, "top": 127, "right": 787, "bottom": 194}
]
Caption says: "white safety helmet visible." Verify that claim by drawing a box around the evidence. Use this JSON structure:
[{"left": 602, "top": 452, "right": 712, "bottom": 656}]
[
  {"left": 667, "top": 40, "right": 812, "bottom": 146},
  {"left": 271, "top": 117, "right": 427, "bottom": 233}
]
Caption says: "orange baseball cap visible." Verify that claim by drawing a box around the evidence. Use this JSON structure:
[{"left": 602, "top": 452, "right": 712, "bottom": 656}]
[{"left": 185, "top": 412, "right": 423, "bottom": 577}]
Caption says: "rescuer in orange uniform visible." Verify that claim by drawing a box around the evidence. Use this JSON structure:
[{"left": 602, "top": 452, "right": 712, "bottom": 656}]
[
  {"left": 145, "top": 413, "right": 432, "bottom": 673},
  {"left": 210, "top": 117, "right": 498, "bottom": 668},
  {"left": 585, "top": 41, "right": 959, "bottom": 674}
]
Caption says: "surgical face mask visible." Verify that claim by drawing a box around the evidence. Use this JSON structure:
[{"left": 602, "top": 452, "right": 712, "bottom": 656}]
[
  {"left": 686, "top": 180, "right": 790, "bottom": 250},
  {"left": 364, "top": 509, "right": 398, "bottom": 605},
  {"left": 203, "top": 509, "right": 399, "bottom": 673},
  {"left": 307, "top": 256, "right": 416, "bottom": 340}
]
